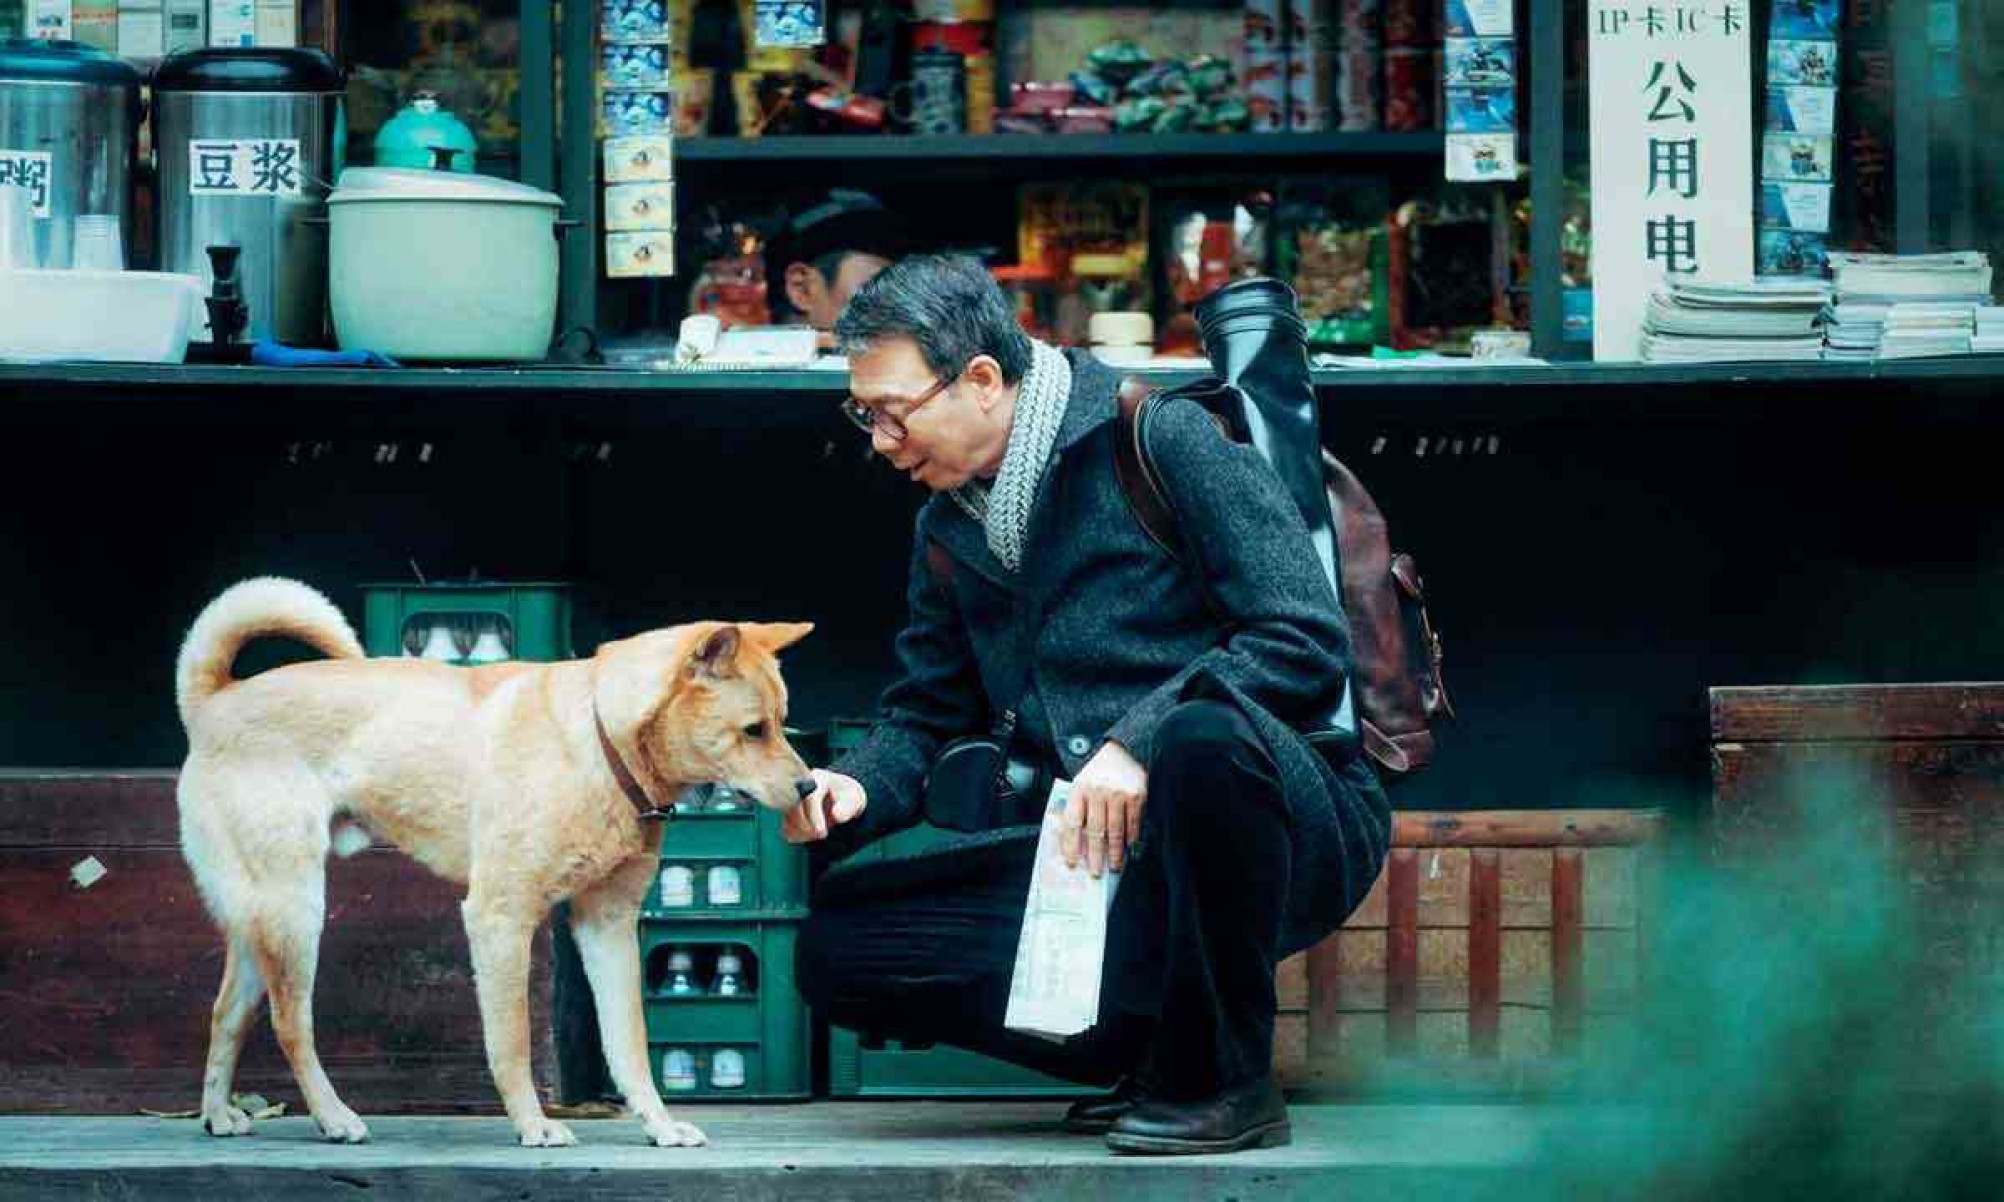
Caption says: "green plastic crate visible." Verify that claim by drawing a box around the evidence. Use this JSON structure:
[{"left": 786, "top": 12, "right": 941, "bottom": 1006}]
[
  {"left": 644, "top": 795, "right": 808, "bottom": 917},
  {"left": 821, "top": 811, "right": 1081, "bottom": 1099},
  {"left": 640, "top": 918, "right": 810, "bottom": 1101},
  {"left": 828, "top": 1027, "right": 1084, "bottom": 1099},
  {"left": 360, "top": 582, "right": 573, "bottom": 663}
]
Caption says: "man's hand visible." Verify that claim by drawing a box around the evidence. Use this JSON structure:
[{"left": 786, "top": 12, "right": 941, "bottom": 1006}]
[
  {"left": 1062, "top": 741, "right": 1147, "bottom": 878},
  {"left": 782, "top": 768, "right": 867, "bottom": 844}
]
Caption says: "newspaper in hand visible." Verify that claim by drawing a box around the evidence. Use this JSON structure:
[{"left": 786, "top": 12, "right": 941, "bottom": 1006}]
[{"left": 1004, "top": 780, "right": 1122, "bottom": 1041}]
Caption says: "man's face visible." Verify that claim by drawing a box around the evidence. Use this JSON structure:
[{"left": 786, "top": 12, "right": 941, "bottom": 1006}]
[
  {"left": 845, "top": 335, "right": 998, "bottom": 493},
  {"left": 793, "top": 251, "right": 891, "bottom": 330}
]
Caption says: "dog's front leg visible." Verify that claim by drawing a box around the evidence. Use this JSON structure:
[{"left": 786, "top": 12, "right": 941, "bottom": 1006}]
[
  {"left": 572, "top": 864, "right": 707, "bottom": 1148},
  {"left": 463, "top": 893, "right": 576, "bottom": 1148}
]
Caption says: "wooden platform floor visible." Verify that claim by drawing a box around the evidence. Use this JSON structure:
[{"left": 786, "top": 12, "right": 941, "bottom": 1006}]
[{"left": 0, "top": 1103, "right": 1606, "bottom": 1200}]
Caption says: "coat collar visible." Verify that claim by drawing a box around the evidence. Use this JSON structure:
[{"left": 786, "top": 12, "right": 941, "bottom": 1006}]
[
  {"left": 1051, "top": 347, "right": 1124, "bottom": 457},
  {"left": 917, "top": 349, "right": 1128, "bottom": 588}
]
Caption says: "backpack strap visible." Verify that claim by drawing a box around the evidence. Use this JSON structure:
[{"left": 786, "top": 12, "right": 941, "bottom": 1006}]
[
  {"left": 1113, "top": 376, "right": 1180, "bottom": 557},
  {"left": 1115, "top": 375, "right": 1236, "bottom": 560}
]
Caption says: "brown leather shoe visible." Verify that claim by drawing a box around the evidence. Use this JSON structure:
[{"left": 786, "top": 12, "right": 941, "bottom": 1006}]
[
  {"left": 1060, "top": 1077, "right": 1143, "bottom": 1134},
  {"left": 1103, "top": 1076, "right": 1291, "bottom": 1156}
]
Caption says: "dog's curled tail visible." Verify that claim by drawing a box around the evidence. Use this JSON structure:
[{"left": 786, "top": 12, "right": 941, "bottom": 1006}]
[{"left": 176, "top": 577, "right": 365, "bottom": 727}]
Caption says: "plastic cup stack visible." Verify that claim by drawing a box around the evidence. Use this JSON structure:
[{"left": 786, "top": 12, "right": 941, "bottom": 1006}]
[
  {"left": 70, "top": 215, "right": 124, "bottom": 271},
  {"left": 0, "top": 188, "right": 33, "bottom": 269}
]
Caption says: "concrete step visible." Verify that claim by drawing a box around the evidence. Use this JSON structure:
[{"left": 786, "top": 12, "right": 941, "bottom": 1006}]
[{"left": 0, "top": 1103, "right": 1592, "bottom": 1200}]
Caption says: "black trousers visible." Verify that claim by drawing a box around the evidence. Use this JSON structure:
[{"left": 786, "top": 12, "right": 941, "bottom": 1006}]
[{"left": 796, "top": 699, "right": 1292, "bottom": 1101}]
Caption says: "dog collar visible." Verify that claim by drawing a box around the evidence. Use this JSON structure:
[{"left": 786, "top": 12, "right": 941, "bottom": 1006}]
[{"left": 593, "top": 703, "right": 675, "bottom": 822}]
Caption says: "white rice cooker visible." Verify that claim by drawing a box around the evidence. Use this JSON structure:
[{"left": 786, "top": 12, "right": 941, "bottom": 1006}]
[{"left": 327, "top": 166, "right": 568, "bottom": 362}]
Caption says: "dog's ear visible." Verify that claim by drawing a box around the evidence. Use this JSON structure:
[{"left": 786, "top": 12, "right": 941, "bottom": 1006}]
[
  {"left": 685, "top": 624, "right": 741, "bottom": 680},
  {"left": 745, "top": 622, "right": 814, "bottom": 655}
]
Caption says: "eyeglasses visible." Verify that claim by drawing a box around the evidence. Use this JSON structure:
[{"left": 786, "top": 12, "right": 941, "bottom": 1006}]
[{"left": 839, "top": 368, "right": 961, "bottom": 442}]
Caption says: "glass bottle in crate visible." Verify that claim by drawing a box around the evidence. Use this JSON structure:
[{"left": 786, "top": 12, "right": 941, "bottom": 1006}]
[
  {"left": 467, "top": 615, "right": 510, "bottom": 663},
  {"left": 712, "top": 950, "right": 744, "bottom": 997},
  {"left": 664, "top": 948, "right": 698, "bottom": 995},
  {"left": 710, "top": 1048, "right": 746, "bottom": 1089},
  {"left": 707, "top": 784, "right": 746, "bottom": 814},
  {"left": 418, "top": 619, "right": 459, "bottom": 661},
  {"left": 660, "top": 864, "right": 695, "bottom": 908},
  {"left": 706, "top": 864, "right": 742, "bottom": 906},
  {"left": 661, "top": 1047, "right": 698, "bottom": 1091}
]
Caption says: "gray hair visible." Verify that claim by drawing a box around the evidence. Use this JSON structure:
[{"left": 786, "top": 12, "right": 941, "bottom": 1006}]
[{"left": 834, "top": 254, "right": 1032, "bottom": 384}]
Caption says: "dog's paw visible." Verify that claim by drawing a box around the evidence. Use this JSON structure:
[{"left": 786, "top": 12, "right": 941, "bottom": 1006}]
[
  {"left": 517, "top": 1117, "right": 578, "bottom": 1148},
  {"left": 315, "top": 1107, "right": 370, "bottom": 1144},
  {"left": 645, "top": 1116, "right": 708, "bottom": 1148},
  {"left": 202, "top": 1105, "right": 253, "bottom": 1137}
]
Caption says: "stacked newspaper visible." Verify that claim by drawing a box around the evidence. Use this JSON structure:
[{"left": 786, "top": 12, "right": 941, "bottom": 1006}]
[
  {"left": 1004, "top": 781, "right": 1121, "bottom": 1041},
  {"left": 1823, "top": 252, "right": 1994, "bottom": 360},
  {"left": 1821, "top": 303, "right": 1889, "bottom": 362},
  {"left": 1879, "top": 304, "right": 1976, "bottom": 360},
  {"left": 1639, "top": 278, "right": 1831, "bottom": 364},
  {"left": 1827, "top": 251, "right": 1993, "bottom": 301},
  {"left": 1973, "top": 307, "right": 2004, "bottom": 354}
]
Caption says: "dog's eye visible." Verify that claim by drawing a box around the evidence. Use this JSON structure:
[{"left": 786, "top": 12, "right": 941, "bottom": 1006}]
[{"left": 743, "top": 722, "right": 768, "bottom": 741}]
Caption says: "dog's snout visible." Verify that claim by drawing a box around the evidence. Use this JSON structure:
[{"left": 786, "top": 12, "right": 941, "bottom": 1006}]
[{"left": 794, "top": 777, "right": 818, "bottom": 800}]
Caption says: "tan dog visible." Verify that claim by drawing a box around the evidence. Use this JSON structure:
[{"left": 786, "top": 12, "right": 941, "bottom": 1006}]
[{"left": 173, "top": 578, "right": 816, "bottom": 1148}]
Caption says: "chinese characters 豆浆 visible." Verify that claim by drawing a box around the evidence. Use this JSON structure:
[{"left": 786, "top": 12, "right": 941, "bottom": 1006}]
[{"left": 189, "top": 140, "right": 303, "bottom": 197}]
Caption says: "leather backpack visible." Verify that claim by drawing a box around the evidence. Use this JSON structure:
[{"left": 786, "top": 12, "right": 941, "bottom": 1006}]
[{"left": 1112, "top": 373, "right": 1453, "bottom": 777}]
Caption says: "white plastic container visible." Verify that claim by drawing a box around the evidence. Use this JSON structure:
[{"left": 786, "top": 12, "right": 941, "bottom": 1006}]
[
  {"left": 659, "top": 864, "right": 695, "bottom": 908},
  {"left": 661, "top": 1048, "right": 697, "bottom": 1092},
  {"left": 327, "top": 167, "right": 564, "bottom": 362},
  {"left": 0, "top": 269, "right": 205, "bottom": 363},
  {"left": 1088, "top": 310, "right": 1157, "bottom": 367},
  {"left": 710, "top": 1049, "right": 746, "bottom": 1089},
  {"left": 706, "top": 864, "right": 742, "bottom": 906}
]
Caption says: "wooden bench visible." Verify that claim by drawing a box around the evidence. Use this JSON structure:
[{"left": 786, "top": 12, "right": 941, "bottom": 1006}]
[{"left": 1279, "top": 808, "right": 1664, "bottom": 1092}]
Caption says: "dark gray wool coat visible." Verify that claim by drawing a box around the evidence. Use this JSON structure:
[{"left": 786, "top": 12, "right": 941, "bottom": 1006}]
[{"left": 833, "top": 348, "right": 1390, "bottom": 954}]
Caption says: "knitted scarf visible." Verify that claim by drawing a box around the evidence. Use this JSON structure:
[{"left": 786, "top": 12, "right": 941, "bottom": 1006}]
[{"left": 949, "top": 339, "right": 1071, "bottom": 574}]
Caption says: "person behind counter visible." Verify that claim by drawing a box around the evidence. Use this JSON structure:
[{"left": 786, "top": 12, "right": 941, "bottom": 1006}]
[
  {"left": 764, "top": 189, "right": 908, "bottom": 340},
  {"left": 785, "top": 254, "right": 1390, "bottom": 1155}
]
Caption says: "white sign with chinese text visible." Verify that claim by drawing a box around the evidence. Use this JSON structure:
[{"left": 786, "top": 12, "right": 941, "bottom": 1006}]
[
  {"left": 0, "top": 151, "right": 53, "bottom": 218},
  {"left": 187, "top": 139, "right": 305, "bottom": 197},
  {"left": 1588, "top": 2, "right": 1754, "bottom": 360}
]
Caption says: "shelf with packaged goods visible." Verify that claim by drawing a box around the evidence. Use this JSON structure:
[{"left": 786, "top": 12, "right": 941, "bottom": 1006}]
[
  {"left": 4, "top": 357, "right": 2004, "bottom": 396},
  {"left": 669, "top": 131, "right": 1447, "bottom": 166}
]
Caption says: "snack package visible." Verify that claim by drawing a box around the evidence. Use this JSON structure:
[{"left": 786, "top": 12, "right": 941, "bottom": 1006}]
[
  {"left": 1276, "top": 183, "right": 1389, "bottom": 350},
  {"left": 1017, "top": 182, "right": 1151, "bottom": 346},
  {"left": 1155, "top": 188, "right": 1271, "bottom": 355}
]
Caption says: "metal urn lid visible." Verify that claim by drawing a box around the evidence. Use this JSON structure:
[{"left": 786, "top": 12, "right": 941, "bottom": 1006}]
[
  {"left": 152, "top": 47, "right": 344, "bottom": 94},
  {"left": 0, "top": 38, "right": 142, "bottom": 88}
]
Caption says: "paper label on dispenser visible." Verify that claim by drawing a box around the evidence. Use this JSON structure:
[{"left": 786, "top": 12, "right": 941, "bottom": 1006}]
[
  {"left": 188, "top": 139, "right": 303, "bottom": 197},
  {"left": 0, "top": 151, "right": 52, "bottom": 218}
]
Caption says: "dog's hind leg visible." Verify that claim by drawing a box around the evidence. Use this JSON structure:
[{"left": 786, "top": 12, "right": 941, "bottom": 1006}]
[
  {"left": 251, "top": 876, "right": 370, "bottom": 1144},
  {"left": 199, "top": 934, "right": 266, "bottom": 1136},
  {"left": 464, "top": 890, "right": 575, "bottom": 1147},
  {"left": 571, "top": 858, "right": 706, "bottom": 1148}
]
